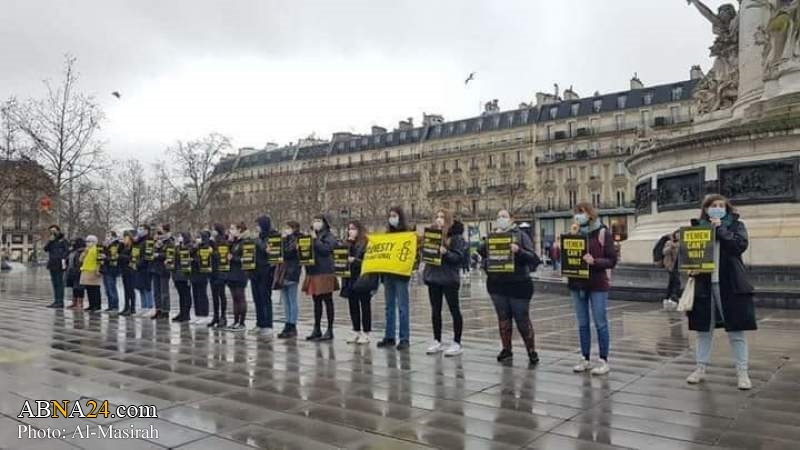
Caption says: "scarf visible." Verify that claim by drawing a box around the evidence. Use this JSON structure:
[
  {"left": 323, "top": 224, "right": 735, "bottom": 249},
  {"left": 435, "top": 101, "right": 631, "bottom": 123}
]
[{"left": 579, "top": 220, "right": 603, "bottom": 236}]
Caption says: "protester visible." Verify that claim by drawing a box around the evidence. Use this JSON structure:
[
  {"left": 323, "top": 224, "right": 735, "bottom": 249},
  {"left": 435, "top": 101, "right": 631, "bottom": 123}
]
[
  {"left": 65, "top": 238, "right": 86, "bottom": 310},
  {"left": 44, "top": 225, "right": 69, "bottom": 308},
  {"left": 662, "top": 230, "right": 681, "bottom": 310},
  {"left": 119, "top": 231, "right": 136, "bottom": 316},
  {"left": 685, "top": 194, "right": 756, "bottom": 390},
  {"left": 550, "top": 238, "right": 561, "bottom": 273},
  {"left": 568, "top": 202, "right": 617, "bottom": 375},
  {"left": 423, "top": 209, "right": 465, "bottom": 357},
  {"left": 341, "top": 220, "right": 372, "bottom": 345},
  {"left": 80, "top": 235, "right": 102, "bottom": 313},
  {"left": 249, "top": 215, "right": 276, "bottom": 335},
  {"left": 377, "top": 206, "right": 412, "bottom": 351},
  {"left": 171, "top": 232, "right": 194, "bottom": 323},
  {"left": 226, "top": 223, "right": 249, "bottom": 331},
  {"left": 191, "top": 231, "right": 213, "bottom": 325},
  {"left": 101, "top": 231, "right": 123, "bottom": 313},
  {"left": 479, "top": 208, "right": 541, "bottom": 365},
  {"left": 133, "top": 224, "right": 155, "bottom": 317},
  {"left": 151, "top": 225, "right": 174, "bottom": 320},
  {"left": 303, "top": 214, "right": 337, "bottom": 341},
  {"left": 209, "top": 224, "right": 229, "bottom": 328},
  {"left": 276, "top": 221, "right": 301, "bottom": 339}
]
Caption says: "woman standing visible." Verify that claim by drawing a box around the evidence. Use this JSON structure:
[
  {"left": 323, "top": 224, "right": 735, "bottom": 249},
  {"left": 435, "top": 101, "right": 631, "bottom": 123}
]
[
  {"left": 171, "top": 232, "right": 194, "bottom": 323},
  {"left": 479, "top": 209, "right": 542, "bottom": 365},
  {"left": 423, "top": 209, "right": 465, "bottom": 357},
  {"left": 191, "top": 231, "right": 213, "bottom": 325},
  {"left": 133, "top": 224, "right": 155, "bottom": 317},
  {"left": 277, "top": 221, "right": 301, "bottom": 339},
  {"left": 685, "top": 194, "right": 756, "bottom": 390},
  {"left": 341, "top": 220, "right": 372, "bottom": 345},
  {"left": 303, "top": 214, "right": 337, "bottom": 341},
  {"left": 226, "top": 223, "right": 250, "bottom": 331},
  {"left": 377, "top": 207, "right": 413, "bottom": 351},
  {"left": 209, "top": 224, "right": 230, "bottom": 328},
  {"left": 80, "top": 235, "right": 103, "bottom": 313},
  {"left": 119, "top": 231, "right": 136, "bottom": 316},
  {"left": 65, "top": 238, "right": 86, "bottom": 310},
  {"left": 568, "top": 202, "right": 617, "bottom": 376}
]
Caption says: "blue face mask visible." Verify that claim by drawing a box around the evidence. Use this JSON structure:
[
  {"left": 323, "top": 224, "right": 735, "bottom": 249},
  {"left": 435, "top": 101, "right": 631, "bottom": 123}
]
[
  {"left": 574, "top": 213, "right": 589, "bottom": 226},
  {"left": 707, "top": 207, "right": 727, "bottom": 220}
]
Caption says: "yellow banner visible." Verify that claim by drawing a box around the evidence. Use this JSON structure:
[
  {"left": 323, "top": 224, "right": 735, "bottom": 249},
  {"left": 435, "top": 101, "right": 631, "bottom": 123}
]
[{"left": 361, "top": 232, "right": 417, "bottom": 277}]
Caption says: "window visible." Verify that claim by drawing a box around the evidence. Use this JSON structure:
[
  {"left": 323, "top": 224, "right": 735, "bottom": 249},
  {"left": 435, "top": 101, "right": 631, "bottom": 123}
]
[
  {"left": 617, "top": 190, "right": 626, "bottom": 207},
  {"left": 617, "top": 95, "right": 627, "bottom": 109},
  {"left": 616, "top": 137, "right": 624, "bottom": 153},
  {"left": 590, "top": 118, "right": 599, "bottom": 132},
  {"left": 547, "top": 196, "right": 554, "bottom": 210},
  {"left": 549, "top": 106, "right": 558, "bottom": 119},
  {"left": 456, "top": 180, "right": 462, "bottom": 190},
  {"left": 568, "top": 190, "right": 578, "bottom": 208},
  {"left": 516, "top": 150, "right": 522, "bottom": 162},
  {"left": 571, "top": 103, "right": 580, "bottom": 116},
  {"left": 501, "top": 153, "right": 508, "bottom": 165},
  {"left": 593, "top": 99, "right": 602, "bottom": 113},
  {"left": 568, "top": 121, "right": 576, "bottom": 137},
  {"left": 616, "top": 161, "right": 626, "bottom": 176},
  {"left": 591, "top": 164, "right": 600, "bottom": 178},
  {"left": 387, "top": 134, "right": 393, "bottom": 142},
  {"left": 399, "top": 131, "right": 406, "bottom": 140},
  {"left": 488, "top": 155, "right": 494, "bottom": 167},
  {"left": 454, "top": 159, "right": 460, "bottom": 170},
  {"left": 456, "top": 200, "right": 462, "bottom": 212},
  {"left": 431, "top": 162, "right": 437, "bottom": 172},
  {"left": 488, "top": 177, "right": 496, "bottom": 188},
  {"left": 615, "top": 114, "right": 625, "bottom": 131},
  {"left": 459, "top": 122, "right": 467, "bottom": 132},
  {"left": 472, "top": 178, "right": 479, "bottom": 189},
  {"left": 471, "top": 200, "right": 478, "bottom": 214},
  {"left": 640, "top": 110, "right": 651, "bottom": 128},
  {"left": 670, "top": 106, "right": 681, "bottom": 123},
  {"left": 643, "top": 91, "right": 654, "bottom": 105},
  {"left": 470, "top": 156, "right": 477, "bottom": 169},
  {"left": 546, "top": 125, "right": 553, "bottom": 140},
  {"left": 546, "top": 146, "right": 554, "bottom": 160},
  {"left": 591, "top": 192, "right": 601, "bottom": 207},
  {"left": 384, "top": 151, "right": 389, "bottom": 162},
  {"left": 568, "top": 166, "right": 576, "bottom": 180},
  {"left": 567, "top": 145, "right": 576, "bottom": 159},
  {"left": 672, "top": 86, "right": 683, "bottom": 101},
  {"left": 590, "top": 141, "right": 599, "bottom": 153},
  {"left": 442, "top": 160, "right": 448, "bottom": 171}
]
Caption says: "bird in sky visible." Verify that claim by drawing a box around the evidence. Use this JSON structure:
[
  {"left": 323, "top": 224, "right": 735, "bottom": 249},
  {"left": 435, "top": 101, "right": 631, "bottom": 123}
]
[
  {"left": 111, "top": 91, "right": 121, "bottom": 99},
  {"left": 464, "top": 72, "right": 476, "bottom": 86}
]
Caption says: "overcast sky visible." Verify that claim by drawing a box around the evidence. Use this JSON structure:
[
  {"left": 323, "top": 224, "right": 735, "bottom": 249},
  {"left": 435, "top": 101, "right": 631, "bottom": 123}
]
[{"left": 0, "top": 0, "right": 725, "bottom": 161}]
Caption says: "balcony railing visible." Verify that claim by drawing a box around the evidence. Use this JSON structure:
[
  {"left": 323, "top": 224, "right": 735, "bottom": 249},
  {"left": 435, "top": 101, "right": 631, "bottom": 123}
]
[{"left": 535, "top": 146, "right": 633, "bottom": 166}]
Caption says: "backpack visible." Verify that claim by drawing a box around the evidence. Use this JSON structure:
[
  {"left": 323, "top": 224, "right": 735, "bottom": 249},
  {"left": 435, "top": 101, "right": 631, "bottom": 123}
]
[{"left": 652, "top": 234, "right": 671, "bottom": 267}]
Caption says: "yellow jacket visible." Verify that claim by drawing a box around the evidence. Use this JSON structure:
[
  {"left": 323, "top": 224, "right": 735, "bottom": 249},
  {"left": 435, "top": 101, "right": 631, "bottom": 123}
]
[{"left": 80, "top": 246, "right": 99, "bottom": 273}]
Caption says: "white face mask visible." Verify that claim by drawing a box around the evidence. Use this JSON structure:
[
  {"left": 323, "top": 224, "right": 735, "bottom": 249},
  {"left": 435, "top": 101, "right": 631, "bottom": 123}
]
[
  {"left": 177, "top": 236, "right": 184, "bottom": 245},
  {"left": 312, "top": 221, "right": 323, "bottom": 232},
  {"left": 229, "top": 227, "right": 239, "bottom": 239},
  {"left": 434, "top": 217, "right": 445, "bottom": 228},
  {"left": 574, "top": 213, "right": 589, "bottom": 226},
  {"left": 388, "top": 216, "right": 399, "bottom": 227},
  {"left": 496, "top": 217, "right": 511, "bottom": 230},
  {"left": 282, "top": 229, "right": 292, "bottom": 237}
]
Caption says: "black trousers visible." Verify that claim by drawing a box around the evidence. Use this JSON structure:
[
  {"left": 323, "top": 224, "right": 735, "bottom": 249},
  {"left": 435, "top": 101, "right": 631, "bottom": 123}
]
[
  {"left": 192, "top": 278, "right": 209, "bottom": 317},
  {"left": 86, "top": 285, "right": 102, "bottom": 309},
  {"left": 666, "top": 270, "right": 682, "bottom": 301},
  {"left": 122, "top": 270, "right": 135, "bottom": 312},
  {"left": 428, "top": 284, "right": 463, "bottom": 343},
  {"left": 175, "top": 281, "right": 192, "bottom": 319},
  {"left": 229, "top": 284, "right": 247, "bottom": 324},
  {"left": 348, "top": 293, "right": 372, "bottom": 332},
  {"left": 211, "top": 282, "right": 227, "bottom": 321},
  {"left": 312, "top": 293, "right": 334, "bottom": 331}
]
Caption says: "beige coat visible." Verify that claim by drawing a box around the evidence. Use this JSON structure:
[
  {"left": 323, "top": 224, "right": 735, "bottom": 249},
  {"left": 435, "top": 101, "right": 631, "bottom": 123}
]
[
  {"left": 662, "top": 240, "right": 679, "bottom": 271},
  {"left": 78, "top": 250, "right": 102, "bottom": 286}
]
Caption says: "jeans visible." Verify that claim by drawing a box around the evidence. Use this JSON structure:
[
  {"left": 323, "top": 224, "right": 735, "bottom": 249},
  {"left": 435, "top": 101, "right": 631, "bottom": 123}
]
[
  {"left": 428, "top": 284, "right": 463, "bottom": 343},
  {"left": 138, "top": 289, "right": 154, "bottom": 309},
  {"left": 696, "top": 283, "right": 749, "bottom": 371},
  {"left": 250, "top": 271, "right": 274, "bottom": 328},
  {"left": 49, "top": 270, "right": 65, "bottom": 305},
  {"left": 384, "top": 277, "right": 410, "bottom": 342},
  {"left": 153, "top": 273, "right": 171, "bottom": 311},
  {"left": 489, "top": 293, "right": 535, "bottom": 353},
  {"left": 281, "top": 282, "right": 299, "bottom": 325},
  {"left": 211, "top": 282, "right": 227, "bottom": 322},
  {"left": 348, "top": 293, "right": 372, "bottom": 332},
  {"left": 570, "top": 289, "right": 610, "bottom": 360},
  {"left": 103, "top": 274, "right": 119, "bottom": 310}
]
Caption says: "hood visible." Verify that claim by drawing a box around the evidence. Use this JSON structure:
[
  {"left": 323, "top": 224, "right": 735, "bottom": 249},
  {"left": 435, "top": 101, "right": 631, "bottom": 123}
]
[
  {"left": 179, "top": 232, "right": 193, "bottom": 245},
  {"left": 448, "top": 220, "right": 464, "bottom": 238},
  {"left": 212, "top": 223, "right": 227, "bottom": 241},
  {"left": 256, "top": 215, "right": 272, "bottom": 238},
  {"left": 313, "top": 213, "right": 332, "bottom": 232},
  {"left": 200, "top": 230, "right": 211, "bottom": 244}
]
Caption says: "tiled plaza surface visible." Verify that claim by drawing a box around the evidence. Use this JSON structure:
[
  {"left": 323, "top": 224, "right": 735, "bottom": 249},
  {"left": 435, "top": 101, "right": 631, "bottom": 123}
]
[{"left": 1, "top": 267, "right": 800, "bottom": 450}]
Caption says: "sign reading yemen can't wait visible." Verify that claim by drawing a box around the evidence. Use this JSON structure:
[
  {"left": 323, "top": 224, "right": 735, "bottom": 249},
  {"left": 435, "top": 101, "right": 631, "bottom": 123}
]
[
  {"left": 486, "top": 232, "right": 514, "bottom": 273},
  {"left": 297, "top": 235, "right": 315, "bottom": 266},
  {"left": 267, "top": 236, "right": 283, "bottom": 264},
  {"left": 421, "top": 228, "right": 444, "bottom": 266},
  {"left": 361, "top": 232, "right": 418, "bottom": 277},
  {"left": 333, "top": 245, "right": 350, "bottom": 278},
  {"left": 560, "top": 234, "right": 589, "bottom": 279},
  {"left": 679, "top": 225, "right": 716, "bottom": 273}
]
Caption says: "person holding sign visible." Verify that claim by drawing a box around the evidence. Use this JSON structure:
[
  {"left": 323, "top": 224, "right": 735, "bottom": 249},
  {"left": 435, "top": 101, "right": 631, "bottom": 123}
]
[
  {"left": 225, "top": 223, "right": 250, "bottom": 331},
  {"left": 118, "top": 231, "right": 136, "bottom": 316},
  {"left": 568, "top": 203, "right": 617, "bottom": 376},
  {"left": 422, "top": 209, "right": 465, "bottom": 357},
  {"left": 303, "top": 214, "right": 338, "bottom": 342},
  {"left": 276, "top": 221, "right": 302, "bottom": 339},
  {"left": 248, "top": 215, "right": 277, "bottom": 336},
  {"left": 209, "top": 224, "right": 230, "bottom": 329},
  {"left": 340, "top": 220, "right": 373, "bottom": 344},
  {"left": 478, "top": 209, "right": 542, "bottom": 365},
  {"left": 171, "top": 232, "right": 194, "bottom": 323},
  {"left": 376, "top": 206, "right": 413, "bottom": 351},
  {"left": 684, "top": 195, "right": 756, "bottom": 390},
  {"left": 189, "top": 231, "right": 213, "bottom": 325},
  {"left": 133, "top": 224, "right": 155, "bottom": 317}
]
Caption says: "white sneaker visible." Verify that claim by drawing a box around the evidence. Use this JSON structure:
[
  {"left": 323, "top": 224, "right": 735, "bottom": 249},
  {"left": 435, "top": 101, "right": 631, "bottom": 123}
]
[
  {"left": 443, "top": 342, "right": 463, "bottom": 357},
  {"left": 139, "top": 309, "right": 152, "bottom": 317},
  {"left": 426, "top": 341, "right": 444, "bottom": 354},
  {"left": 346, "top": 331, "right": 359, "bottom": 344},
  {"left": 247, "top": 327, "right": 260, "bottom": 334},
  {"left": 259, "top": 327, "right": 273, "bottom": 337},
  {"left": 686, "top": 366, "right": 706, "bottom": 384},
  {"left": 356, "top": 332, "right": 370, "bottom": 345},
  {"left": 737, "top": 370, "right": 752, "bottom": 390},
  {"left": 591, "top": 359, "right": 610, "bottom": 376},
  {"left": 573, "top": 359, "right": 592, "bottom": 372},
  {"left": 664, "top": 299, "right": 678, "bottom": 311}
]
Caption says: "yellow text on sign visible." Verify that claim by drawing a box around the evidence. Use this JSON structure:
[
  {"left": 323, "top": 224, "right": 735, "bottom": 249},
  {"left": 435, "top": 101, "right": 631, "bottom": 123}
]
[{"left": 361, "top": 232, "right": 417, "bottom": 277}]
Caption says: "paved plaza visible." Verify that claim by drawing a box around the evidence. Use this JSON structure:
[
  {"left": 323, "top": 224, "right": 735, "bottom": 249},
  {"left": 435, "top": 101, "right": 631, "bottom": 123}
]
[{"left": 1, "top": 267, "right": 800, "bottom": 449}]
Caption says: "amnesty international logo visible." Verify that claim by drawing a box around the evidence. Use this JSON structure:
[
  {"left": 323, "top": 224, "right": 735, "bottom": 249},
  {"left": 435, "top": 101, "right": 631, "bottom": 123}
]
[{"left": 361, "top": 232, "right": 417, "bottom": 276}]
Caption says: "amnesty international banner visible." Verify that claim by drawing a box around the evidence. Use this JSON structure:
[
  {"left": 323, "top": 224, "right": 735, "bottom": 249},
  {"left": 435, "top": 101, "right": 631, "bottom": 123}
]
[
  {"left": 679, "top": 225, "right": 715, "bottom": 273},
  {"left": 333, "top": 245, "right": 350, "bottom": 277},
  {"left": 361, "top": 232, "right": 417, "bottom": 277},
  {"left": 421, "top": 228, "right": 443, "bottom": 266},
  {"left": 561, "top": 234, "right": 589, "bottom": 279},
  {"left": 267, "top": 236, "right": 283, "bottom": 264},
  {"left": 486, "top": 232, "right": 514, "bottom": 273},
  {"left": 297, "top": 235, "right": 315, "bottom": 266}
]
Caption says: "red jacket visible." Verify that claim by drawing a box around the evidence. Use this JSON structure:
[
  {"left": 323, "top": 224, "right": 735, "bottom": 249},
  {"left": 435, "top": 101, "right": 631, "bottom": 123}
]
[{"left": 567, "top": 226, "right": 617, "bottom": 292}]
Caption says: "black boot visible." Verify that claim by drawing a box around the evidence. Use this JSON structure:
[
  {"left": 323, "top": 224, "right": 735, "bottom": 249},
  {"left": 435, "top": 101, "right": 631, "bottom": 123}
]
[
  {"left": 376, "top": 338, "right": 396, "bottom": 348},
  {"left": 47, "top": 301, "right": 63, "bottom": 308},
  {"left": 497, "top": 348, "right": 513, "bottom": 362},
  {"left": 528, "top": 351, "right": 540, "bottom": 367},
  {"left": 306, "top": 327, "right": 322, "bottom": 341},
  {"left": 216, "top": 317, "right": 227, "bottom": 329},
  {"left": 318, "top": 328, "right": 334, "bottom": 342},
  {"left": 207, "top": 318, "right": 219, "bottom": 328}
]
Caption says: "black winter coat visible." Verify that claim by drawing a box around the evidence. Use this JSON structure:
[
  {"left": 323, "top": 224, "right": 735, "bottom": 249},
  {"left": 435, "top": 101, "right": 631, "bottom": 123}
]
[
  {"left": 100, "top": 240, "right": 123, "bottom": 277},
  {"left": 687, "top": 215, "right": 757, "bottom": 332},
  {"left": 281, "top": 233, "right": 302, "bottom": 283},
  {"left": 250, "top": 232, "right": 277, "bottom": 280},
  {"left": 423, "top": 222, "right": 466, "bottom": 288},
  {"left": 305, "top": 229, "right": 336, "bottom": 276},
  {"left": 227, "top": 238, "right": 249, "bottom": 287},
  {"left": 44, "top": 234, "right": 69, "bottom": 272},
  {"left": 340, "top": 240, "right": 367, "bottom": 297},
  {"left": 478, "top": 226, "right": 541, "bottom": 285}
]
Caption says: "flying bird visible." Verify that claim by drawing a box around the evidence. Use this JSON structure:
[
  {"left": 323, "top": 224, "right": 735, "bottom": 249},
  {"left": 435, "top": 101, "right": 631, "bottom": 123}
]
[
  {"left": 464, "top": 72, "right": 476, "bottom": 86},
  {"left": 111, "top": 91, "right": 121, "bottom": 99}
]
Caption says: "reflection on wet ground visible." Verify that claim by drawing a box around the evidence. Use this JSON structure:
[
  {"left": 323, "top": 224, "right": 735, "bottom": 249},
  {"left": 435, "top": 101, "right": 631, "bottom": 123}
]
[{"left": 2, "top": 268, "right": 800, "bottom": 449}]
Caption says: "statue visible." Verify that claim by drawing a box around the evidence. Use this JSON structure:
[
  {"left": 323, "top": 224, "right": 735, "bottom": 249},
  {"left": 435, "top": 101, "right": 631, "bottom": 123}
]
[
  {"left": 687, "top": 0, "right": 741, "bottom": 114},
  {"left": 750, "top": 0, "right": 800, "bottom": 78}
]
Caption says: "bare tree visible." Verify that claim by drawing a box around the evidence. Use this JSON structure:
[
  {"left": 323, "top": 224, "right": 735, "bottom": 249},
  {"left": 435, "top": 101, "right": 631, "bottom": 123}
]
[
  {"left": 114, "top": 159, "right": 155, "bottom": 229},
  {"left": 6, "top": 55, "right": 104, "bottom": 235},
  {"left": 165, "top": 133, "right": 232, "bottom": 229}
]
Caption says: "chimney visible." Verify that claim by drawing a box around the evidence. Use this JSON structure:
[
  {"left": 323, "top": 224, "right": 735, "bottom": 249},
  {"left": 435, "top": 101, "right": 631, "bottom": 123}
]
[
  {"left": 422, "top": 113, "right": 444, "bottom": 126},
  {"left": 563, "top": 86, "right": 579, "bottom": 101},
  {"left": 630, "top": 72, "right": 644, "bottom": 90},
  {"left": 482, "top": 99, "right": 500, "bottom": 115},
  {"left": 398, "top": 117, "right": 414, "bottom": 130},
  {"left": 690, "top": 65, "right": 704, "bottom": 80},
  {"left": 535, "top": 92, "right": 559, "bottom": 106},
  {"left": 371, "top": 125, "right": 387, "bottom": 135}
]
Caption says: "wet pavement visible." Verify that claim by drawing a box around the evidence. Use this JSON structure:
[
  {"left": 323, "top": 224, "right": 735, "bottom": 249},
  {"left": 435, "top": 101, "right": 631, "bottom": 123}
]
[{"left": 1, "top": 268, "right": 800, "bottom": 449}]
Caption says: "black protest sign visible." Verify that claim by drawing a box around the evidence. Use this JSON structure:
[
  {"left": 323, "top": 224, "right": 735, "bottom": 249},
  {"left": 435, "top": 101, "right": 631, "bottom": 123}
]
[
  {"left": 678, "top": 225, "right": 715, "bottom": 273},
  {"left": 422, "top": 228, "right": 444, "bottom": 266},
  {"left": 561, "top": 234, "right": 589, "bottom": 279},
  {"left": 334, "top": 245, "right": 350, "bottom": 277},
  {"left": 241, "top": 242, "right": 256, "bottom": 271},
  {"left": 486, "top": 232, "right": 514, "bottom": 273},
  {"left": 267, "top": 236, "right": 283, "bottom": 264},
  {"left": 298, "top": 235, "right": 315, "bottom": 266}
]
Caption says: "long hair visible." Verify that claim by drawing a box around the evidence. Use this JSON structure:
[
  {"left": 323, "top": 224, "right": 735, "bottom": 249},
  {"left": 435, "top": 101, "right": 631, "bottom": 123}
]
[
  {"left": 699, "top": 194, "right": 736, "bottom": 220},
  {"left": 347, "top": 220, "right": 368, "bottom": 248},
  {"left": 433, "top": 208, "right": 454, "bottom": 235},
  {"left": 573, "top": 202, "right": 599, "bottom": 222},
  {"left": 388, "top": 206, "right": 408, "bottom": 231},
  {"left": 286, "top": 221, "right": 300, "bottom": 233}
]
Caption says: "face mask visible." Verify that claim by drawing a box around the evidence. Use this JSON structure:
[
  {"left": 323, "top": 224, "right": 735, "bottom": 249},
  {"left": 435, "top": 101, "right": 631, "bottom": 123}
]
[
  {"left": 388, "top": 216, "right": 399, "bottom": 227},
  {"left": 211, "top": 230, "right": 218, "bottom": 238},
  {"left": 229, "top": 228, "right": 238, "bottom": 239},
  {"left": 255, "top": 225, "right": 262, "bottom": 234},
  {"left": 434, "top": 217, "right": 445, "bottom": 228},
  {"left": 707, "top": 206, "right": 727, "bottom": 220},
  {"left": 137, "top": 228, "right": 145, "bottom": 237},
  {"left": 574, "top": 213, "right": 589, "bottom": 226},
  {"left": 282, "top": 229, "right": 292, "bottom": 237},
  {"left": 496, "top": 217, "right": 511, "bottom": 230},
  {"left": 312, "top": 221, "right": 323, "bottom": 232},
  {"left": 348, "top": 229, "right": 358, "bottom": 240},
  {"left": 176, "top": 236, "right": 184, "bottom": 245}
]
